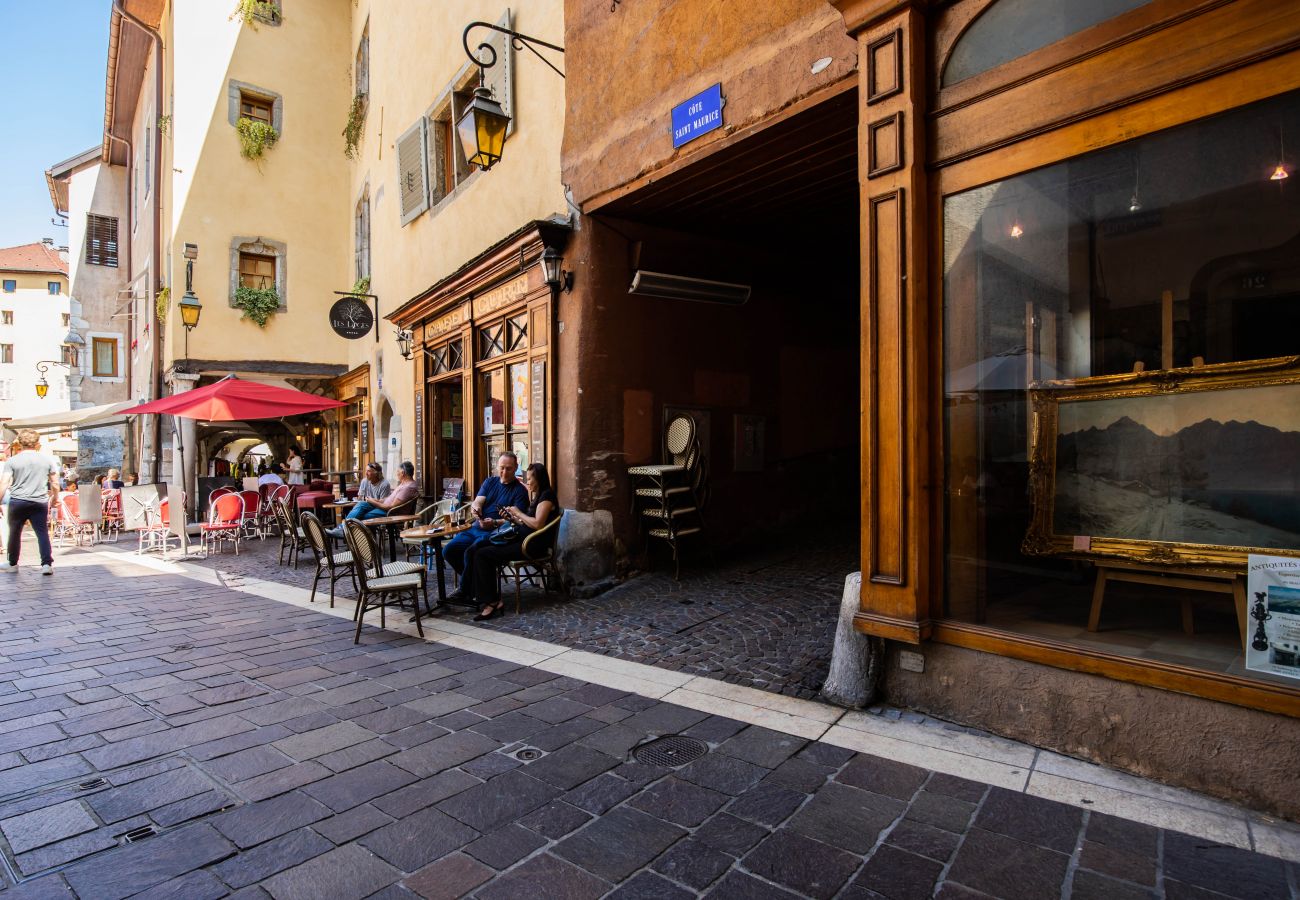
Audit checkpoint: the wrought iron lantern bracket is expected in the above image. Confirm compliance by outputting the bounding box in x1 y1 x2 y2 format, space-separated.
462 21 565 80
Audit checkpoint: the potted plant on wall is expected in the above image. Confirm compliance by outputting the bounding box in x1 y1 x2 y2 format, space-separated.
233 283 280 328
236 117 279 164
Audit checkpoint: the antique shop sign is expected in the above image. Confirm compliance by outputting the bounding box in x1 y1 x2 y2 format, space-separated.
428 304 467 338
1246 554 1300 682
472 275 529 320
329 296 374 339
672 84 724 149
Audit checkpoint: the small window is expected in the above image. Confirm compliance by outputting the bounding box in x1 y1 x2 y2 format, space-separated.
1 311 11 325
92 337 119 377
61 313 69 327
48 282 60 295
355 24 369 100
1 281 14 293
428 83 477 206
86 214 119 267
239 251 276 289
60 344 77 366
1 344 12 363
355 188 371 282
240 92 274 126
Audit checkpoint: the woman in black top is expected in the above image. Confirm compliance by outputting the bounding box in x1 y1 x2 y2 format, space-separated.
464 462 558 621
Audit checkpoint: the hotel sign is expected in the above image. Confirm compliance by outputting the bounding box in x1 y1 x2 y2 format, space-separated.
672 84 724 149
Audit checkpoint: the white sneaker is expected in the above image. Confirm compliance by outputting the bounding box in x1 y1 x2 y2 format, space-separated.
40 565 52 576
0 562 15 573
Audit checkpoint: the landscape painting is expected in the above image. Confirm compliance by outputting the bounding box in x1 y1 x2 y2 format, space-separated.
1051 382 1300 552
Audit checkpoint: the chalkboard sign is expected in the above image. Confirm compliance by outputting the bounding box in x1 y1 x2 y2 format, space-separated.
360 419 370 453
531 359 546 465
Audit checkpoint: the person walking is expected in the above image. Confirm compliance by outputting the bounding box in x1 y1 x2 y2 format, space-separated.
0 430 60 575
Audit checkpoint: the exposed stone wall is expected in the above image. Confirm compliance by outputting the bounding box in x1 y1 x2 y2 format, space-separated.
881 641 1300 819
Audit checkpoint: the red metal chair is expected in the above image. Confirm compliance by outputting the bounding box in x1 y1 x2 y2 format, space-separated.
101 489 124 542
237 489 263 539
136 498 180 558
56 494 99 547
201 493 245 555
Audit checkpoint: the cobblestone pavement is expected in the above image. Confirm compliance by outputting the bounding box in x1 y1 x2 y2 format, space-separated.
184 529 858 700
0 551 1292 899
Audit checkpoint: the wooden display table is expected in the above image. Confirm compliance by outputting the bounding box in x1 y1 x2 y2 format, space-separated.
1088 560 1246 643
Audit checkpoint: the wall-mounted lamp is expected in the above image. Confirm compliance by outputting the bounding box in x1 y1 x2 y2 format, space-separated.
541 246 573 293
460 21 564 171
312 425 322 436
396 329 414 361
33 358 73 399
177 243 202 368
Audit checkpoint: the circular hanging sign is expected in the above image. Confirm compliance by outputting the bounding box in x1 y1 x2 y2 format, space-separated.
330 296 373 339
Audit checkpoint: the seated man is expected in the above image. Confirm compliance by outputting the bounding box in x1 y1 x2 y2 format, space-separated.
356 462 392 503
444 451 529 602
327 461 419 536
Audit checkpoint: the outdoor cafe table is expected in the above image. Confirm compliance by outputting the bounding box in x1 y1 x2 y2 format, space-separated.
359 513 422 563
322 499 358 526
399 521 474 606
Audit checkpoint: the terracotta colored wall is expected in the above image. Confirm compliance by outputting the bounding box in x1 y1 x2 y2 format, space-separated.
561 0 856 209
882 642 1300 820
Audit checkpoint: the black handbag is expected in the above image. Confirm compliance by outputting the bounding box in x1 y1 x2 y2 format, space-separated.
488 522 520 544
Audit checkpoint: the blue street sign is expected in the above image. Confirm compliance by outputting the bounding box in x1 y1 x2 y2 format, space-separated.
671 84 724 149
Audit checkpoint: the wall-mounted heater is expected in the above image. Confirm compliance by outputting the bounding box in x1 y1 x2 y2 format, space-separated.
628 270 752 306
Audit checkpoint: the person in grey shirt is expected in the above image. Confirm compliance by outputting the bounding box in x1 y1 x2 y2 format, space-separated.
356 463 392 503
0 429 60 575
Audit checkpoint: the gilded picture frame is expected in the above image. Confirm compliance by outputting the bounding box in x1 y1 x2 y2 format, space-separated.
1022 355 1300 569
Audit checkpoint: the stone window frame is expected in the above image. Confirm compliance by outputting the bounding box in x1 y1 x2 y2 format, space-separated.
86 332 125 383
229 236 288 311
227 80 284 134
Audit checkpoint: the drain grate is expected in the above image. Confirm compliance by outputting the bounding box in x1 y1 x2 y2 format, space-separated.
632 735 708 767
77 778 108 791
512 747 544 762
121 825 158 843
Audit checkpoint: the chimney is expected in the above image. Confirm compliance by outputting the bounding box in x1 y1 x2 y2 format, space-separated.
41 238 54 246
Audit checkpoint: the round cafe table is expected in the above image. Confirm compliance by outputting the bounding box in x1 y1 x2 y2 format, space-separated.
399 521 474 606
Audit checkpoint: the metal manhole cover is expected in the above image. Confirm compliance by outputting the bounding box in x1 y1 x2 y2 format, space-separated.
632 735 708 767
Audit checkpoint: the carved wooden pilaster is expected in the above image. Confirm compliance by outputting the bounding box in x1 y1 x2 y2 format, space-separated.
835 0 932 643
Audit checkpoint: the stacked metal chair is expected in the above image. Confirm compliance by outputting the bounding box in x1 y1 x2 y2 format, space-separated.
628 414 707 579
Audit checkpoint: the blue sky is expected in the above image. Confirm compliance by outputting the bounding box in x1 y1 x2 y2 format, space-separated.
0 1 111 250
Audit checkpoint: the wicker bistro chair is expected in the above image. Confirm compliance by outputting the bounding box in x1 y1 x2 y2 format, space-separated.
500 510 564 614
201 492 244 556
343 519 431 643
301 512 357 608
627 414 707 579
237 490 264 540
273 497 310 567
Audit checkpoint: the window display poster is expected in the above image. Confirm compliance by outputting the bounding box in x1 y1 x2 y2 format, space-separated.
1246 554 1300 681
511 363 529 426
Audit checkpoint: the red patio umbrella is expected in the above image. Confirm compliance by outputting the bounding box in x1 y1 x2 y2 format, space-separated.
120 374 346 420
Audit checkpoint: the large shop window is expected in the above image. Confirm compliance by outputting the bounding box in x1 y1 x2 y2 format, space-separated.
478 312 531 472
943 90 1300 688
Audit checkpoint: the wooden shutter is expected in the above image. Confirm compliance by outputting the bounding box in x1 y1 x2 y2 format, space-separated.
485 9 514 137
396 119 429 225
85 214 119 267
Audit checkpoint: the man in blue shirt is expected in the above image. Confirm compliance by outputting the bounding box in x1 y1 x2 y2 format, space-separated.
444 451 529 604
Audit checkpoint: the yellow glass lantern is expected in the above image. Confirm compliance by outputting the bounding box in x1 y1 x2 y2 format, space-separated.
456 86 510 171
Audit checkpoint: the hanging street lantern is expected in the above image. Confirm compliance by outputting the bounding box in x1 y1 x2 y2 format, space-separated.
456 86 510 171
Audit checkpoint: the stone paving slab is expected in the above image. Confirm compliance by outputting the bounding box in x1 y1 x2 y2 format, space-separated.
0 549 1291 898
177 528 852 700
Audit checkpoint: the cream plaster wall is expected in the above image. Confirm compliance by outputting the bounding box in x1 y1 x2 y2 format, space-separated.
0 272 75 456
346 0 568 464
65 161 129 409
166 0 352 367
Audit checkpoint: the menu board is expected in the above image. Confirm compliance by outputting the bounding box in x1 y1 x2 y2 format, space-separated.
413 390 424 483
531 359 546 466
